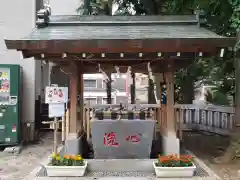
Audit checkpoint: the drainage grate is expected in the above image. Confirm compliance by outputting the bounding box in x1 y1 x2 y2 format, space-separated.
87 172 155 177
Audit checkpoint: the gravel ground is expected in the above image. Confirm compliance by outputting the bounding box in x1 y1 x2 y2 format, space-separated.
0 132 58 180
183 132 240 180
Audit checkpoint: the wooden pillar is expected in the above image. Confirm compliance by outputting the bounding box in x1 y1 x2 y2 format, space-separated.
78 71 84 133
165 72 176 134
160 82 166 132
162 71 180 155
106 72 112 104
69 66 78 137
130 72 135 104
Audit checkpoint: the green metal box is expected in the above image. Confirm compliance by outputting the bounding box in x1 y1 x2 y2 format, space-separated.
0 64 21 146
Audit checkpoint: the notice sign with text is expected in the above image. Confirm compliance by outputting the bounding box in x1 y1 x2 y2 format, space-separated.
48 103 65 117
45 86 68 104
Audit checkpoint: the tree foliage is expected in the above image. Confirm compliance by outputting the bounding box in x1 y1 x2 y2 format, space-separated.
77 0 239 105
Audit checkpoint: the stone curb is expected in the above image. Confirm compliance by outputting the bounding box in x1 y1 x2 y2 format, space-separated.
24 146 63 180
186 150 222 180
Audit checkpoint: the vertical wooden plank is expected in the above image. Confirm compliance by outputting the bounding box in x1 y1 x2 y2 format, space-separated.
214 111 220 128
229 113 234 130
221 113 228 129
207 110 213 132
131 72 136 104
62 112 65 142
78 71 84 132
194 108 200 124
165 72 175 134
208 111 213 127
158 79 162 133
66 109 69 138
106 72 112 104
69 67 78 135
86 104 90 140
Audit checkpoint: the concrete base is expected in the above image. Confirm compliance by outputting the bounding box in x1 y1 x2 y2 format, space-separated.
64 133 80 155
3 145 22 154
162 134 180 155
87 159 155 172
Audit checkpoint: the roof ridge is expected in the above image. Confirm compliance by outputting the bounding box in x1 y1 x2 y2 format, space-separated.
36 8 206 28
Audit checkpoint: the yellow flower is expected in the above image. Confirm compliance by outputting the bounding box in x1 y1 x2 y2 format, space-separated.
56 156 61 161
51 153 57 159
76 155 83 161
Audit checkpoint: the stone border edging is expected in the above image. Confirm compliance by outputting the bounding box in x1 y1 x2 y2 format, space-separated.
186 150 222 180
24 146 63 180
24 147 222 180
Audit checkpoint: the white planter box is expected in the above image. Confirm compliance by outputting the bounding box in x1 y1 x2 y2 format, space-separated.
45 161 87 177
153 161 196 177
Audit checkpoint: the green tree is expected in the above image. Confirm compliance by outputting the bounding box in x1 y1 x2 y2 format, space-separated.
77 0 240 160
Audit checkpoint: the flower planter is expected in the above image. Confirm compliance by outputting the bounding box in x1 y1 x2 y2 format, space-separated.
153 161 196 178
45 161 87 177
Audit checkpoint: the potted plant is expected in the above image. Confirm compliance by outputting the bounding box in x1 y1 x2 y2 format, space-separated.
45 153 87 177
153 154 196 177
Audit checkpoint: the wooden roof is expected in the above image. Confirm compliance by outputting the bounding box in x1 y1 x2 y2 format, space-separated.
4 14 236 73
5 15 235 53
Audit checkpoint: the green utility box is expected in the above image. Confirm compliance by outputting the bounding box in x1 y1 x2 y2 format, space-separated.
0 65 21 146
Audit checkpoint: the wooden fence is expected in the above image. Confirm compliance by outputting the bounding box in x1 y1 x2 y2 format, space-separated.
63 104 235 141
174 104 235 136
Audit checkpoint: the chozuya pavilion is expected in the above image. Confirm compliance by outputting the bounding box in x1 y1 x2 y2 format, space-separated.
4 6 235 158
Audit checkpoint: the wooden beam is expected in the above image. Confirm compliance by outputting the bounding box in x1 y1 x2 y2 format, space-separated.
6 38 235 53
23 51 211 60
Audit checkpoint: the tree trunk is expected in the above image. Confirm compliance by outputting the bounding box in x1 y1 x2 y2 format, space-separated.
214 32 240 163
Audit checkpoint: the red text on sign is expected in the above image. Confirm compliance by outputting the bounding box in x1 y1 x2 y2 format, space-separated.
126 133 142 143
103 132 120 147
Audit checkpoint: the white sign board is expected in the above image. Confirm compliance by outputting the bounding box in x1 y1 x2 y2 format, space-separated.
45 86 68 104
49 103 65 117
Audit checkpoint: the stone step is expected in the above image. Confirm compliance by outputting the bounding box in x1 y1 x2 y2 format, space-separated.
87 159 155 173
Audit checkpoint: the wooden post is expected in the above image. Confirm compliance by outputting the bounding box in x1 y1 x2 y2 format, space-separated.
61 112 65 142
69 65 78 137
53 117 58 154
158 81 162 132
86 101 90 140
165 72 175 134
163 71 180 155
66 109 69 138
42 119 62 154
106 72 112 104
78 71 84 132
130 72 135 104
